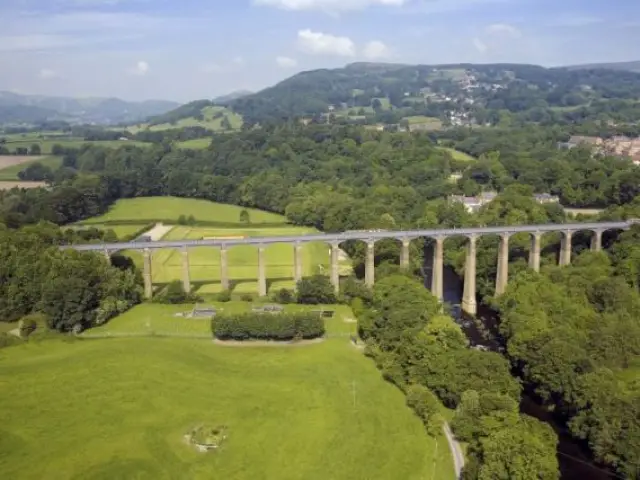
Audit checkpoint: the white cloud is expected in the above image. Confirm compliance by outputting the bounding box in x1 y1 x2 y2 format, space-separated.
486 23 521 38
297 29 356 56
129 60 149 76
38 68 59 79
473 38 488 53
363 40 391 59
276 56 298 67
254 0 405 12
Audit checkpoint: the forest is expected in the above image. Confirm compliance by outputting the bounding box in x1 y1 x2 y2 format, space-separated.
0 124 639 478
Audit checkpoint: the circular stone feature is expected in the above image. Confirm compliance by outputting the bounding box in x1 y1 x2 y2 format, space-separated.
185 424 228 452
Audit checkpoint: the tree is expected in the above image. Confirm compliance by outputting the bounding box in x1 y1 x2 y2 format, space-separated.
239 209 250 224
221 116 233 130
29 143 41 155
296 275 336 304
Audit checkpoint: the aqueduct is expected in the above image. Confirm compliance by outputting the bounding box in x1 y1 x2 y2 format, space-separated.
67 220 636 315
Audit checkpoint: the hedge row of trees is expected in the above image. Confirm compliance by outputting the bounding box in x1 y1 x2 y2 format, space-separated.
212 312 325 341
357 274 560 479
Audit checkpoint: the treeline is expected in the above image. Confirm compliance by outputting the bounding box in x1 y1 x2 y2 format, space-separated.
212 312 324 341
0 222 142 333
496 228 640 479
357 274 559 479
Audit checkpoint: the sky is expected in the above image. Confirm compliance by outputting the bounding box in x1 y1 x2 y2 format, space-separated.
1 0 639 102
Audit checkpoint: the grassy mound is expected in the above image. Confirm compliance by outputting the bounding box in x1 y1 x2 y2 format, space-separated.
0 333 454 479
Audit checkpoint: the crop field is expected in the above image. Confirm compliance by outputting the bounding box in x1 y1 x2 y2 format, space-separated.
124 225 351 294
0 314 454 479
128 106 243 134
0 155 62 180
79 197 287 225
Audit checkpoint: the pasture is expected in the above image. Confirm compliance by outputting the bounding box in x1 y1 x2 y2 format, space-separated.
0 155 62 180
0 323 454 479
2 137 151 154
128 106 243 134
176 138 212 150
79 197 287 225
124 225 352 294
438 147 475 162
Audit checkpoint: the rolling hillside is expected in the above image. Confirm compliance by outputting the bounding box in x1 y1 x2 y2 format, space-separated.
565 60 640 73
130 100 243 133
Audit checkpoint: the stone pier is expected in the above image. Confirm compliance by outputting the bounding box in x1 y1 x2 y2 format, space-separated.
495 234 510 296
365 241 375 288
401 239 411 269
559 231 573 266
431 236 444 302
258 245 267 297
143 248 153 299
591 230 603 252
293 242 303 290
529 233 542 272
462 235 477 316
330 243 340 294
220 246 229 291
181 246 191 293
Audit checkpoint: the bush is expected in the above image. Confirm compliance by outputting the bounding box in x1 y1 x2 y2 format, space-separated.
240 293 253 302
154 280 199 304
272 288 295 304
18 313 48 338
406 384 442 436
216 289 232 302
296 275 336 304
212 312 324 341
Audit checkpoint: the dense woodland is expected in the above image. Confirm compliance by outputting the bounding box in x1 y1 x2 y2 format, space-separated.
0 123 639 478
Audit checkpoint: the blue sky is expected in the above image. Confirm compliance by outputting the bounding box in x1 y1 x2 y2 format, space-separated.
1 0 639 101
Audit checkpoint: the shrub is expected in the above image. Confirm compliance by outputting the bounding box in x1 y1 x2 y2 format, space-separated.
240 293 253 302
406 384 442 436
18 313 48 338
212 312 324 341
154 281 199 304
296 275 336 305
216 290 232 302
272 288 295 304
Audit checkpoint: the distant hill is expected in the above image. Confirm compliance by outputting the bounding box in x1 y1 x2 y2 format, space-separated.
565 60 640 73
229 61 640 126
213 90 253 105
0 91 179 126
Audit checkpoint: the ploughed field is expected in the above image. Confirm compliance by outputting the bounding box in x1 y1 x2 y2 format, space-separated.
0 315 454 479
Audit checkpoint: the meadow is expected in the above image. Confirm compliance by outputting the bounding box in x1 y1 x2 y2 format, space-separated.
176 138 212 150
0 155 62 180
0 317 454 479
3 136 151 154
79 197 286 225
128 106 243 134
79 197 351 294
438 147 476 162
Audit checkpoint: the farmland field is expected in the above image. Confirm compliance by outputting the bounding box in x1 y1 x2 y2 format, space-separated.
128 106 243 134
79 197 287 225
3 137 151 154
0 312 454 479
0 181 47 190
69 223 152 240
0 155 62 180
124 225 351 294
176 138 212 150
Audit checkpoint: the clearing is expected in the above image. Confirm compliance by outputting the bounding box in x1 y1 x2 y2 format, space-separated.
438 147 476 162
0 181 47 190
0 155 62 180
128 106 243 134
176 138 212 150
78 197 287 225
0 318 454 479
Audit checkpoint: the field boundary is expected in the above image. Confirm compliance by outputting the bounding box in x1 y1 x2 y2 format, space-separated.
81 331 352 340
79 219 291 228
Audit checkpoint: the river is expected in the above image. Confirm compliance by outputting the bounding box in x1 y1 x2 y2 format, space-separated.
421 246 617 480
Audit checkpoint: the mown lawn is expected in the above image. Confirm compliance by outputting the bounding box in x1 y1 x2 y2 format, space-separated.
0 334 454 480
78 197 287 225
124 225 352 294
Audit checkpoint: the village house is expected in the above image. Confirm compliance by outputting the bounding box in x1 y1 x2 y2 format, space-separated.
449 191 559 213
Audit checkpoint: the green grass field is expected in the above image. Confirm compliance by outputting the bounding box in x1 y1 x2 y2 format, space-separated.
176 138 212 150
438 147 475 162
0 156 62 180
125 225 351 294
128 106 243 134
404 115 442 126
69 223 151 240
0 317 454 479
79 197 287 225
4 137 151 154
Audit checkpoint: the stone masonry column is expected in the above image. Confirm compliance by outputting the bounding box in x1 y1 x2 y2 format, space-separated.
220 245 229 291
365 241 375 288
495 233 510 296
559 231 573 267
143 248 153 299
462 235 477 316
258 245 267 297
529 233 542 273
431 236 445 302
181 246 191 293
591 230 603 252
401 238 411 269
293 242 303 289
330 242 340 294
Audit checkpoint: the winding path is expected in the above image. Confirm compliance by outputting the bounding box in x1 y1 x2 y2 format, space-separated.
443 422 465 478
